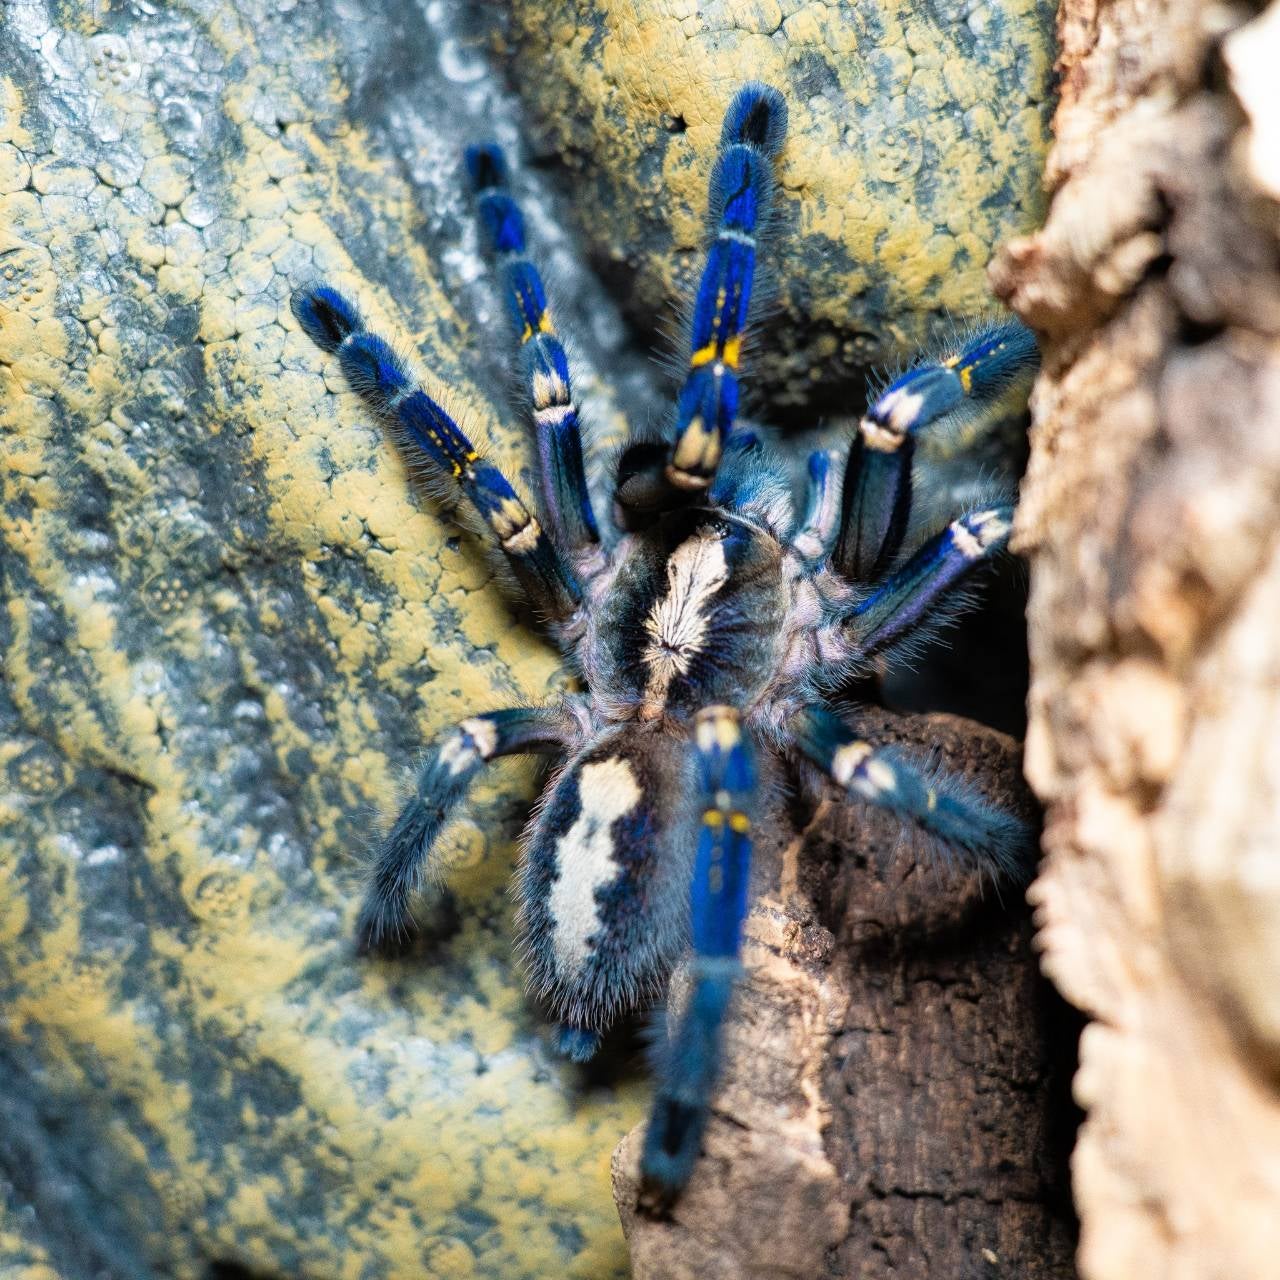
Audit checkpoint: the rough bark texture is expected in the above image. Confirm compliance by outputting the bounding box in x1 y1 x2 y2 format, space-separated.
986 0 1280 1275
613 715 1078 1279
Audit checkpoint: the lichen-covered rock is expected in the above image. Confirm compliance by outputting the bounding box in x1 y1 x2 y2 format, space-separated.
502 0 1058 411
0 1 1061 1276
0 2 646 1275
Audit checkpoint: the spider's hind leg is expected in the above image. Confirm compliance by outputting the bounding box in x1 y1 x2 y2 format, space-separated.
640 705 756 1211
841 502 1015 657
466 144 602 568
830 318 1037 583
356 705 574 955
785 702 1033 883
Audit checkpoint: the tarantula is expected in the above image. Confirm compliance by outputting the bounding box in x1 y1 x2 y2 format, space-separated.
291 82 1039 1208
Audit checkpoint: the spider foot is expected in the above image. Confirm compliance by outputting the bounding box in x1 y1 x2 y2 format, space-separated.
637 1095 705 1217
552 1023 603 1063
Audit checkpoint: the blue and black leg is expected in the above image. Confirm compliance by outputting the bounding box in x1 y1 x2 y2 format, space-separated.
640 705 756 1212
790 446 845 563
833 318 1037 583
785 702 1033 882
355 705 574 954
615 82 788 526
465 144 601 561
290 284 583 623
840 503 1014 656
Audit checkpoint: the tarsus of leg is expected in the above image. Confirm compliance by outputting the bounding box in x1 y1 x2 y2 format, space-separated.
640 705 755 1208
833 319 1037 584
786 702 1033 882
291 284 583 622
355 706 572 954
838 503 1014 656
465 144 601 559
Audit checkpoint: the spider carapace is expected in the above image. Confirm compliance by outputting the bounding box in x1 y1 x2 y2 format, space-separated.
291 82 1039 1208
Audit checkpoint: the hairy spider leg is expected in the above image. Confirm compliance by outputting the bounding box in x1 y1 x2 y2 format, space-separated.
291 285 582 622
833 318 1038 583
465 144 601 561
354 705 574 954
840 503 1014 656
790 446 846 562
786 703 1032 881
706 430 795 537
667 85 787 492
614 83 787 524
640 704 756 1207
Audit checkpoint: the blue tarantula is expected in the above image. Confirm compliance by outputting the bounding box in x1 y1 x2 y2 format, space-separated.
291 83 1039 1208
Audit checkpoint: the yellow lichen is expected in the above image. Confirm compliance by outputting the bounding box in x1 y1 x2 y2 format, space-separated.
0 9 641 1278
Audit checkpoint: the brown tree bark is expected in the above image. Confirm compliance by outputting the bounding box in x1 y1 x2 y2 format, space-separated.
614 714 1079 1279
985 0 1280 1275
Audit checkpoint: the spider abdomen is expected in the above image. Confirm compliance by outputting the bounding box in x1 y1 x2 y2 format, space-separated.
517 730 698 1040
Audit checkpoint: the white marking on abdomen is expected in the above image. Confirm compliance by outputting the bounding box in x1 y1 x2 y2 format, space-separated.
549 756 643 974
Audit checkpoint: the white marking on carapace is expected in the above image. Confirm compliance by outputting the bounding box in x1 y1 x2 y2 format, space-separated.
549 756 643 974
640 532 730 715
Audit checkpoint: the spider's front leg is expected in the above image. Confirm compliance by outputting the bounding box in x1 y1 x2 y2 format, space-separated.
290 285 584 627
356 705 578 954
615 83 787 525
639 705 756 1212
465 144 602 573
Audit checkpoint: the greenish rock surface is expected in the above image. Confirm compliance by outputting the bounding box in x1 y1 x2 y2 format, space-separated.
0 1 1055 1276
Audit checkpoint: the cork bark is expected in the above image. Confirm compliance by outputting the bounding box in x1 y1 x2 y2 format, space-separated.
985 0 1280 1275
613 714 1079 1279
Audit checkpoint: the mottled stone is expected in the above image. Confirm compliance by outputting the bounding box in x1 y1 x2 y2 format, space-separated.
0 0 1059 1276
502 0 1057 413
0 2 647 1276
